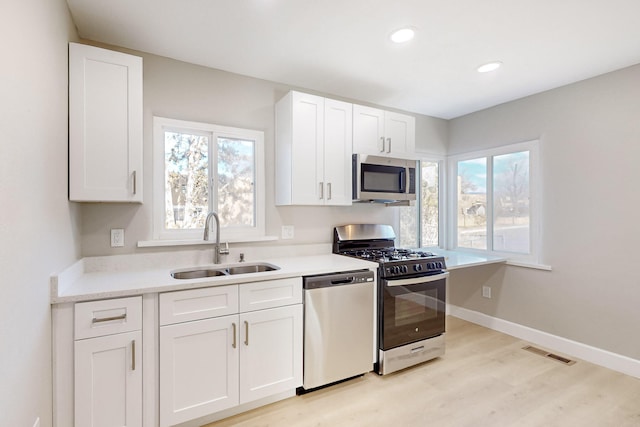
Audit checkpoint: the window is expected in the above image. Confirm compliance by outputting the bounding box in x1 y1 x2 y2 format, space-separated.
449 140 539 260
399 160 442 248
153 117 265 242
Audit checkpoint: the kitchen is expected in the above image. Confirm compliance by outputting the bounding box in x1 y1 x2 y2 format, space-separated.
3 1 640 427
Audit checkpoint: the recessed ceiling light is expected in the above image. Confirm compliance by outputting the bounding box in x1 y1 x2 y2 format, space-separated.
390 27 415 44
477 61 503 73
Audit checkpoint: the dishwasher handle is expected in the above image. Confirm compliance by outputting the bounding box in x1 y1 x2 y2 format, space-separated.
303 269 374 290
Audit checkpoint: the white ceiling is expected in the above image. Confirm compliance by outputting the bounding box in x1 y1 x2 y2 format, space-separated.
66 0 640 119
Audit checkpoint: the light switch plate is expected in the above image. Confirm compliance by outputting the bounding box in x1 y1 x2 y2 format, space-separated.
111 228 125 247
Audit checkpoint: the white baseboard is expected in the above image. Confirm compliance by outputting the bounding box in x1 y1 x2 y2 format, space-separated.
448 304 640 379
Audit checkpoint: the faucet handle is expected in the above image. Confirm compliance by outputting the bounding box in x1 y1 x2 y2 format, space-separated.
219 241 230 255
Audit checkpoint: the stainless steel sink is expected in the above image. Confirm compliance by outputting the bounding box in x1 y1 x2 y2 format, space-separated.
227 263 279 275
171 268 228 279
170 263 279 279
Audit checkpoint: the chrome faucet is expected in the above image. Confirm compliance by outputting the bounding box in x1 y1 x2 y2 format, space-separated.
203 211 229 263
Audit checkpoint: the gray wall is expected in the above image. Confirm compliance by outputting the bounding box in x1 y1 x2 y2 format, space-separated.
0 1 80 426
448 64 640 360
78 48 449 256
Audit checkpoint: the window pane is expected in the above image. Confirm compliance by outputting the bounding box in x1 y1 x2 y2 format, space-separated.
399 203 418 248
217 137 255 227
493 151 530 253
458 158 487 249
421 161 439 247
164 131 209 230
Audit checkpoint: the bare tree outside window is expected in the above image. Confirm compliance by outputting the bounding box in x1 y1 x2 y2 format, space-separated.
493 151 530 253
164 131 209 230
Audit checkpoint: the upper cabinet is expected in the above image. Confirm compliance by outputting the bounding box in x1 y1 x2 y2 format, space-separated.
68 43 143 202
353 104 415 158
275 91 352 206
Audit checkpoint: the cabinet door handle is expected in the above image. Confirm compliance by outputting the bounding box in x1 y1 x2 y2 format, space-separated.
232 322 237 348
131 340 136 371
379 137 385 152
92 314 126 323
386 138 391 153
132 170 137 195
244 321 249 346
319 182 324 200
327 182 332 200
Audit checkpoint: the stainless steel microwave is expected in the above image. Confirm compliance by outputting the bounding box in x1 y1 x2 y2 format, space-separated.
352 154 417 202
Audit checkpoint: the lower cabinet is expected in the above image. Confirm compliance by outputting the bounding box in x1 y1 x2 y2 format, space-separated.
159 315 239 426
239 305 303 403
73 297 143 427
159 278 303 427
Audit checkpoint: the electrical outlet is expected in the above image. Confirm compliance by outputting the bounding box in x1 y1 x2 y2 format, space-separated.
110 228 125 247
281 225 294 240
482 286 492 299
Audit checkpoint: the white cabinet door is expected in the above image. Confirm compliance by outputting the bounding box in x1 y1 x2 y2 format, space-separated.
69 43 143 202
353 104 415 157
290 91 325 205
323 98 353 206
239 305 303 404
75 331 142 427
384 111 415 157
159 315 239 427
353 104 385 155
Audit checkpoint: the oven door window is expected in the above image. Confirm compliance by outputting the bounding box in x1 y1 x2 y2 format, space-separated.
361 163 406 193
381 277 445 350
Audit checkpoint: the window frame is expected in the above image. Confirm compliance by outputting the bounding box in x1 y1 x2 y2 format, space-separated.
446 139 541 263
152 116 266 242
398 156 446 249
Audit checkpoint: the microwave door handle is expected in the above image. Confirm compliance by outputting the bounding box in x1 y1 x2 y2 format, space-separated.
385 272 449 286
399 169 406 193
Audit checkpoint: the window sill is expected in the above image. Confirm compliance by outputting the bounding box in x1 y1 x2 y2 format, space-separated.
137 235 279 248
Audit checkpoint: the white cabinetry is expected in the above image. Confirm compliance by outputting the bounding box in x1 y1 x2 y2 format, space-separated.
74 296 143 427
69 42 143 202
159 278 303 427
353 104 415 157
276 91 352 206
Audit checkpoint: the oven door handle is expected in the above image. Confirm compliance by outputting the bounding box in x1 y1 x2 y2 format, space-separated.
384 271 449 286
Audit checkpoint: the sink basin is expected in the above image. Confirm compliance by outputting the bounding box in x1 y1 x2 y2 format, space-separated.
171 268 228 279
170 263 279 279
226 263 279 275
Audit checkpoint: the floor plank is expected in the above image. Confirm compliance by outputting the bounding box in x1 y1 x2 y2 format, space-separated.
203 316 640 427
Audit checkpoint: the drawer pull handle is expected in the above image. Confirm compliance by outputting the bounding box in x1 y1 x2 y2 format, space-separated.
244 321 249 346
131 340 136 371
232 323 237 349
92 314 127 323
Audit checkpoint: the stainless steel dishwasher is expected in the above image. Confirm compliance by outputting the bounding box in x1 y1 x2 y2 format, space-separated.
300 269 375 391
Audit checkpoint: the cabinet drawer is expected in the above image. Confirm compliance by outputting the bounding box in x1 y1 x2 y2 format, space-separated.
75 296 142 340
159 285 238 326
239 278 302 313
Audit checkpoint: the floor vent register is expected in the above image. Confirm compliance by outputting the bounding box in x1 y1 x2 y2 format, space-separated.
522 345 576 365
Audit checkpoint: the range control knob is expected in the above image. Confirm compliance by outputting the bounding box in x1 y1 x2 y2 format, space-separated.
413 264 423 272
402 265 409 274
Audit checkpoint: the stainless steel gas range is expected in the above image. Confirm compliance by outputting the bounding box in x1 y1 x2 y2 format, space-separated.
333 224 448 375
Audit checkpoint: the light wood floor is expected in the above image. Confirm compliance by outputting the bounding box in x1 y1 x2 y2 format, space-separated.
204 316 640 427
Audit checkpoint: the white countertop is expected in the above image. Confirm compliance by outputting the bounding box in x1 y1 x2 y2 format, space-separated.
51 253 379 304
421 249 506 270
51 247 506 304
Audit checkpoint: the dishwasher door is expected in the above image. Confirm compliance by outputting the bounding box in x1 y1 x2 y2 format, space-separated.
302 270 375 390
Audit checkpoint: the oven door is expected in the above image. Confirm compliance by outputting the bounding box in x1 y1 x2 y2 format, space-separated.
379 271 448 350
